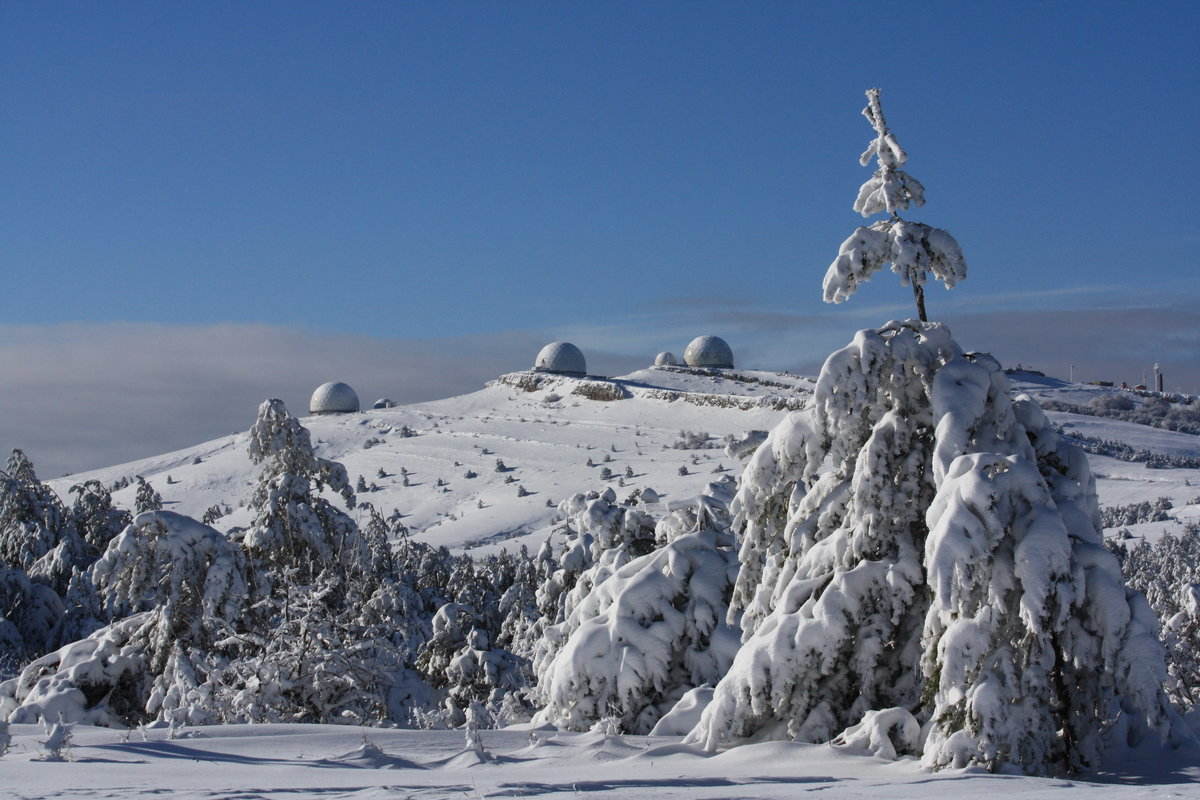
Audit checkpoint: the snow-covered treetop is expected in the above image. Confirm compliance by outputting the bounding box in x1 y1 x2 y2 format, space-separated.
823 89 967 322
854 88 926 217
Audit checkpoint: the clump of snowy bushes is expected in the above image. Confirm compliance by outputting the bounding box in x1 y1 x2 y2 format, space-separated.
532 480 741 734
1053 428 1200 470
1042 393 1200 436
1100 497 1174 529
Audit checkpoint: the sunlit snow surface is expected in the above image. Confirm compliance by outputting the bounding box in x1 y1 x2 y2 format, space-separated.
50 367 814 555
4 721 1200 800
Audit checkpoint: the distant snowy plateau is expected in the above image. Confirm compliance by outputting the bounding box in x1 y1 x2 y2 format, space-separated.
8 364 1200 799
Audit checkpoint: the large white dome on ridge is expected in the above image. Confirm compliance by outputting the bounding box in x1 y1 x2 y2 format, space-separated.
534 342 586 376
310 381 360 414
684 336 734 368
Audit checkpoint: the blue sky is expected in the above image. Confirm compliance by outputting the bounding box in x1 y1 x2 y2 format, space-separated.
2 1 1198 475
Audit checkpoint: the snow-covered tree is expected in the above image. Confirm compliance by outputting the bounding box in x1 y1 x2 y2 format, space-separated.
823 89 966 321
242 398 361 582
0 450 68 573
221 400 409 725
690 320 1175 774
534 493 741 734
133 477 162 514
67 481 131 561
0 565 65 674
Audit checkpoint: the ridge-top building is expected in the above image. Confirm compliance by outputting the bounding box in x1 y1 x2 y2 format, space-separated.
309 381 360 414
534 342 587 377
683 335 733 369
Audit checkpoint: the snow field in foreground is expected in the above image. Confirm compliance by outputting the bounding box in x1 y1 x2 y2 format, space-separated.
3 722 1198 800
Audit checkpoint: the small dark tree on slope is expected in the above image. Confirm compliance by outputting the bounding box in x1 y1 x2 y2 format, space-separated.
133 477 163 514
823 89 967 322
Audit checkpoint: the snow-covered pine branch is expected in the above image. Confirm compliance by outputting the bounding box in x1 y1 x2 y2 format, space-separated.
823 89 966 321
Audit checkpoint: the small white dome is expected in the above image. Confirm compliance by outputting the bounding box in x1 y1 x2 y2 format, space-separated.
310 381 360 414
684 336 733 368
534 342 586 376
373 398 396 409
654 352 678 366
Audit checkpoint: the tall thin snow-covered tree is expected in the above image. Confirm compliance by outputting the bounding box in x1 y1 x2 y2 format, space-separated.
242 398 361 582
228 399 408 725
689 320 1175 775
823 89 966 322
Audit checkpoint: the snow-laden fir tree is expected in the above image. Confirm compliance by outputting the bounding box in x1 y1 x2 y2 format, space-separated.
823 89 966 322
534 481 740 734
0 450 70 574
242 398 361 581
688 320 1175 774
0 565 65 674
133 477 163 515
67 481 131 562
528 488 658 682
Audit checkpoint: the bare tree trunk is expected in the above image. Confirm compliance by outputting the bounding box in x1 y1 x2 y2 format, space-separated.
913 283 928 322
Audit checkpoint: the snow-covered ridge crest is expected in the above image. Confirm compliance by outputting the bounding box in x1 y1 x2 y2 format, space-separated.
693 319 1176 774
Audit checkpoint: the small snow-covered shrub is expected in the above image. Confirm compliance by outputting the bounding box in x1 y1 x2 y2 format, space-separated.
833 707 921 760
39 719 74 761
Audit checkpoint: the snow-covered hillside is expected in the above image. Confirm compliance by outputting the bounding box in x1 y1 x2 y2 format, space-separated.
51 366 813 554
51 366 1199 555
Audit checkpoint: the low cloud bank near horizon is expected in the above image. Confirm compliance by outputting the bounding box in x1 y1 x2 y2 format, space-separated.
0 323 642 479
2 306 1196 480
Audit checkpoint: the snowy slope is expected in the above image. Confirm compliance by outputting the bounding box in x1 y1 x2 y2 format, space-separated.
49 367 1200 554
51 366 813 554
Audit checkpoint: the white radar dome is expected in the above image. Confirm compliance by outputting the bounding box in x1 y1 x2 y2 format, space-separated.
654 352 678 366
684 336 734 368
534 342 586 376
310 381 360 414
